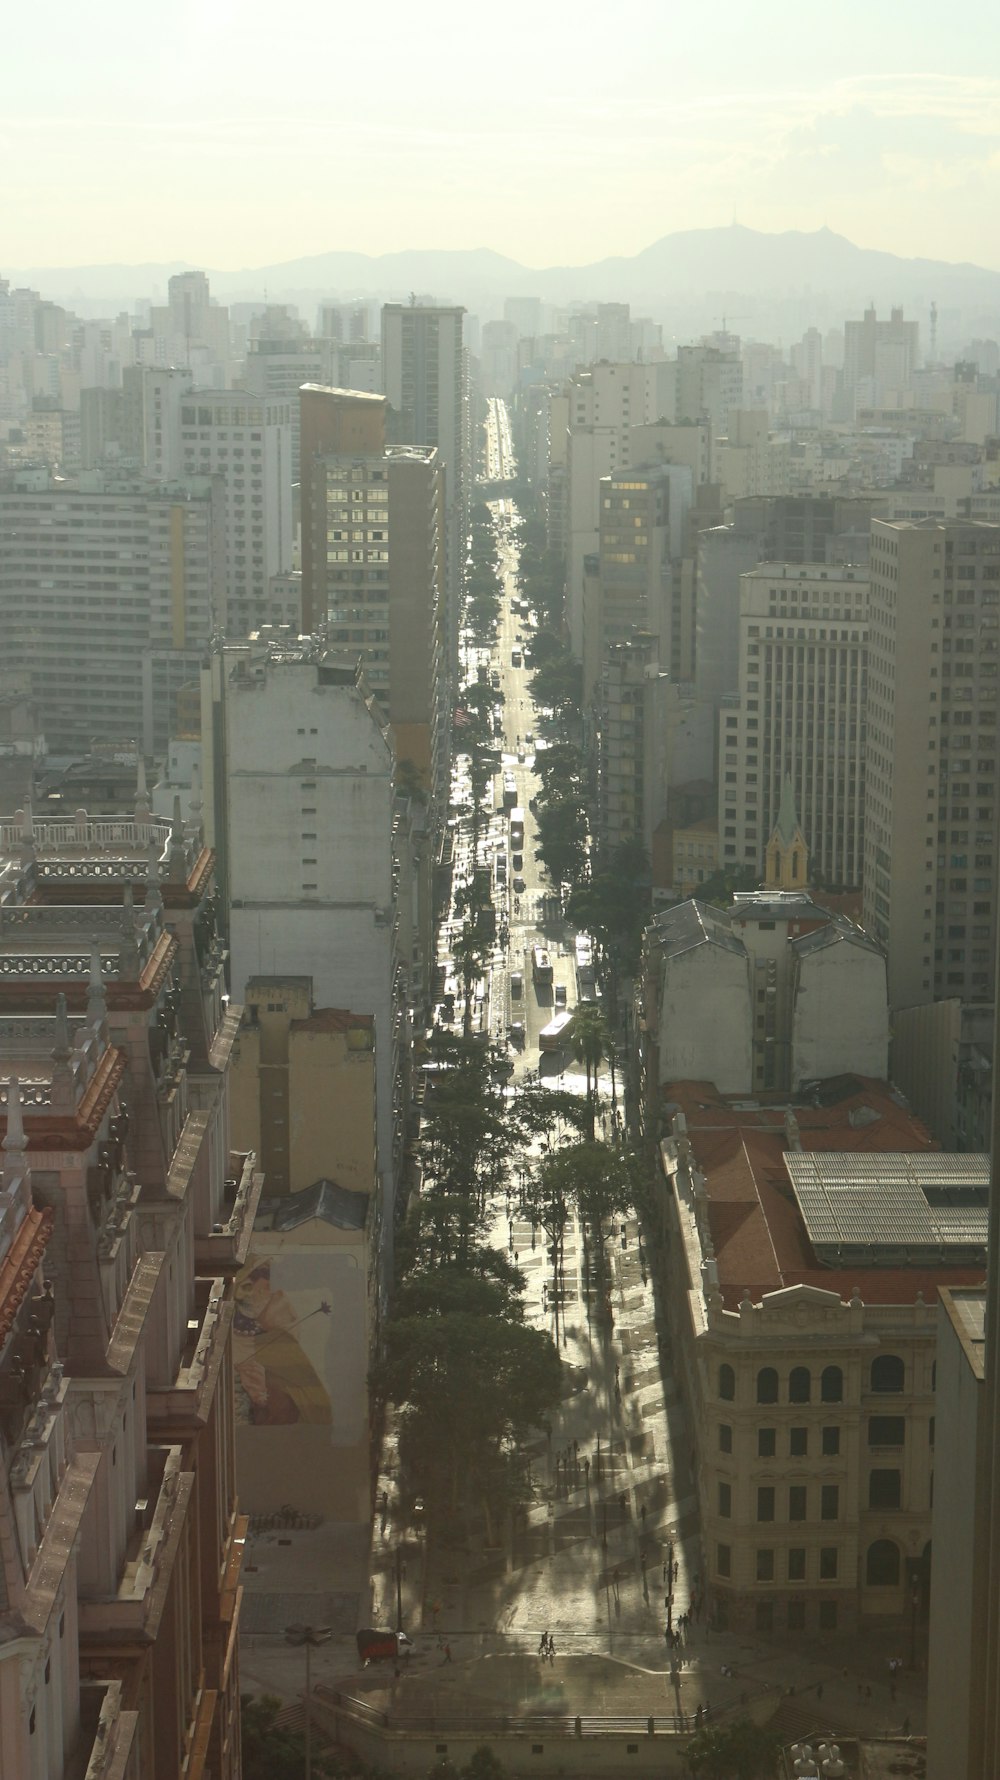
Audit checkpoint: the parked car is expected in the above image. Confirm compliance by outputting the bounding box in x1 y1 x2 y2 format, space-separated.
555 983 567 1008
513 875 526 893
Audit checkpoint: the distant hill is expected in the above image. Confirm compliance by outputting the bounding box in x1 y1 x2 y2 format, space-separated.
8 228 1000 333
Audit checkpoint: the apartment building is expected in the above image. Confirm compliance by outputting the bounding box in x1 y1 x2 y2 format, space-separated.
582 462 692 702
179 389 294 638
862 519 1000 1009
0 796 260 1780
720 562 869 887
0 468 225 754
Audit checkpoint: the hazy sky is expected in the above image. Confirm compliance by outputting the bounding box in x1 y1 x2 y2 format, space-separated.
4 0 1000 270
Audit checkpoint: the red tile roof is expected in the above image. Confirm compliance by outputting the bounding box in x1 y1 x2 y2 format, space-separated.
666 1079 986 1309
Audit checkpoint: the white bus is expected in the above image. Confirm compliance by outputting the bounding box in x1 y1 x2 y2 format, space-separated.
539 1011 573 1051
531 945 554 984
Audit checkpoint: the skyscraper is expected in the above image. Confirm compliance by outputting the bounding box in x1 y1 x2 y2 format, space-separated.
863 518 1000 1009
380 305 466 689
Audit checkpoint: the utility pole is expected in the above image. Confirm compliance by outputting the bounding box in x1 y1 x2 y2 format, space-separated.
285 1623 331 1780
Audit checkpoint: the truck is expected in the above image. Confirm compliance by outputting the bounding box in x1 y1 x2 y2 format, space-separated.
510 807 524 849
356 1627 413 1666
531 945 553 984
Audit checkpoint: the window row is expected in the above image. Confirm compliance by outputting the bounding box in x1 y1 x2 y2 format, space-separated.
720 1424 841 1457
717 1543 839 1583
718 1353 908 1403
718 1482 840 1522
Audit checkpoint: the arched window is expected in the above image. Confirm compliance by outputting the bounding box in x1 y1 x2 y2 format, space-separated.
791 851 800 877
757 1367 779 1405
821 1365 843 1402
871 1354 905 1394
789 1366 811 1404
718 1363 735 1402
866 1539 901 1587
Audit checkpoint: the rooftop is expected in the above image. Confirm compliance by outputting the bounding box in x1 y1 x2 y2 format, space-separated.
662 1078 987 1310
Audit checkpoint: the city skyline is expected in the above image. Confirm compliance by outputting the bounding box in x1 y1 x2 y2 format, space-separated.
2 1 1000 269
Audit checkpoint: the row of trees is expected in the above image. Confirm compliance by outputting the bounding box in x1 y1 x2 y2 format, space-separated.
374 1034 640 1535
466 502 504 643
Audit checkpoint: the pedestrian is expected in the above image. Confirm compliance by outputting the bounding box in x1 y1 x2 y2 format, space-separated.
548 1637 556 1663
619 1491 628 1513
615 1363 621 1387
612 1567 620 1593
584 1457 591 1483
538 1630 549 1657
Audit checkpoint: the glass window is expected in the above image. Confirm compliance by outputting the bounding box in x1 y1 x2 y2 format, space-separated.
717 1543 731 1578
758 1428 776 1458
821 1366 844 1403
788 1548 806 1581
718 1481 731 1519
866 1540 900 1586
790 1427 808 1458
757 1368 779 1405
819 1601 838 1630
756 1549 775 1582
757 1486 775 1522
718 1363 735 1401
787 1600 806 1631
789 1367 811 1403
755 1601 774 1632
869 1416 906 1446
820 1547 838 1580
822 1426 841 1456
869 1469 901 1510
789 1485 807 1521
821 1485 839 1521
871 1355 905 1393
719 1424 733 1454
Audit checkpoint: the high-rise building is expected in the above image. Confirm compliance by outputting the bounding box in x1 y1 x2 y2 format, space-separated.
0 797 260 1780
179 389 294 637
0 468 225 754
299 386 447 808
863 519 1000 1009
582 462 693 702
380 305 467 688
721 562 869 886
200 636 409 1289
242 339 330 484
676 343 743 435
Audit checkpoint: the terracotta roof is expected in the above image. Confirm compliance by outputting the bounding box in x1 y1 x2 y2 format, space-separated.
666 1077 985 1310
289 1006 374 1033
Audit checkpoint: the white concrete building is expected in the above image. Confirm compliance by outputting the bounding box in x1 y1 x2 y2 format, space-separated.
720 562 869 886
641 890 888 1100
201 636 407 1261
179 388 294 638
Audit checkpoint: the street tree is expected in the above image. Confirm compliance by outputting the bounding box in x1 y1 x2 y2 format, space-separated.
529 654 583 728
534 795 588 890
685 1718 782 1780
567 1003 612 1138
519 1153 574 1347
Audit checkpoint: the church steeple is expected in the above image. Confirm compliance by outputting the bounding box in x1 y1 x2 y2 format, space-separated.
765 776 809 890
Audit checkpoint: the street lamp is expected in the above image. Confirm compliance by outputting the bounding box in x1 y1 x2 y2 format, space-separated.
285 1623 331 1780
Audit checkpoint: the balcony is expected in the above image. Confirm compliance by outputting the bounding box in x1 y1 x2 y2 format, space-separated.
194 1150 264 1274
147 1277 231 1435
71 1681 139 1780
79 1445 194 1642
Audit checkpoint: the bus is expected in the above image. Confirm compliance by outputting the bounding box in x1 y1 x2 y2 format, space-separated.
539 1011 573 1051
510 807 524 849
531 945 553 984
502 773 517 810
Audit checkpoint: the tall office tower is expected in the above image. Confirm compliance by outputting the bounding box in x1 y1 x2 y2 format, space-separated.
676 343 743 434
0 801 260 1780
178 389 293 637
596 303 632 363
299 382 391 631
380 305 466 689
863 518 1000 1010
0 467 225 753
843 305 919 408
119 364 194 481
721 563 869 886
582 461 693 704
242 337 330 484
200 637 408 1287
565 363 659 656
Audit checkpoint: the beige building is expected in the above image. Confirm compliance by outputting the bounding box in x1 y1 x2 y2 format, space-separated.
179 388 294 638
863 518 1000 1009
656 1081 985 1637
230 980 379 1522
720 562 868 886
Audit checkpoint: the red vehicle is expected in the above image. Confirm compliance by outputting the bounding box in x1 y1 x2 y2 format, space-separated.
356 1627 413 1666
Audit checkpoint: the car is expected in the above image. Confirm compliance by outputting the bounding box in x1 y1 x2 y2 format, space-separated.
510 971 524 998
509 1020 526 1047
554 983 567 1008
512 852 523 871
513 876 526 893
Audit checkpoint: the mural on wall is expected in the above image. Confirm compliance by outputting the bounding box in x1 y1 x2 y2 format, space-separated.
233 1257 333 1427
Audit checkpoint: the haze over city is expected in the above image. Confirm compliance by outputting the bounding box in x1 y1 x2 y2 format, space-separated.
5 7 1000 1780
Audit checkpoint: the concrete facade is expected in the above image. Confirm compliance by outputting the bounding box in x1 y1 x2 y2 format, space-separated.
179 388 294 638
863 519 1000 1009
